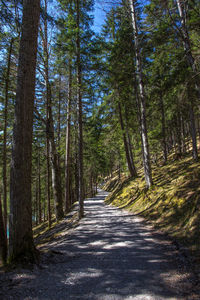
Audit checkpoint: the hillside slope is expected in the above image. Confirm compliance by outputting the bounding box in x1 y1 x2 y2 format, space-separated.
104 153 200 262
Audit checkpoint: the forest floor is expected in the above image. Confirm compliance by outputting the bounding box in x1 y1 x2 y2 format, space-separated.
0 190 199 299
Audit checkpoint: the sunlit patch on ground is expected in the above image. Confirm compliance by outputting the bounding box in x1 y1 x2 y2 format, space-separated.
104 153 200 261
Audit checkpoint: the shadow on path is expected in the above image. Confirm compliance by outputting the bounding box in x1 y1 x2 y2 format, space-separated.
0 190 198 300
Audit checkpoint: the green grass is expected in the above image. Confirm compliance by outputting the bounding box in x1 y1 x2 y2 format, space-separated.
104 152 200 260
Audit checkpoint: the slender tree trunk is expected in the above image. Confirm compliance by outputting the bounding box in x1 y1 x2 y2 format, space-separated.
46 141 51 227
176 0 198 160
118 101 137 177
172 129 178 153
129 0 153 188
176 112 182 155
75 145 79 204
9 0 40 262
74 118 79 204
90 173 93 197
124 105 137 176
33 192 36 226
126 131 136 169
176 0 200 88
65 63 72 213
44 0 64 221
47 104 64 220
43 1 51 227
118 166 121 180
43 200 46 222
58 74 61 165
38 150 42 223
188 88 198 160
197 116 200 149
159 95 167 163
168 128 173 152
3 38 13 240
189 99 198 160
180 114 186 153
0 194 7 265
76 0 84 219
35 180 38 225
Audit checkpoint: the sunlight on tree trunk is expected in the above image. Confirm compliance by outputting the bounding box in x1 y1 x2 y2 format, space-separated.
128 0 153 188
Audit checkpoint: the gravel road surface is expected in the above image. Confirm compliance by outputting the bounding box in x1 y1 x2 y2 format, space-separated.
0 190 198 300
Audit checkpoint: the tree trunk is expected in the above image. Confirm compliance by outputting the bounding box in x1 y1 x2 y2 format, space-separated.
76 0 84 219
75 146 79 204
65 62 72 214
176 104 182 155
176 0 200 89
47 104 64 220
118 101 137 177
57 74 61 167
159 95 167 163
176 0 198 160
44 0 64 221
129 0 153 188
35 179 38 225
197 116 200 149
3 38 13 240
43 200 46 222
188 88 198 160
90 173 93 197
9 0 40 263
124 105 137 176
46 141 51 227
126 130 137 174
180 114 186 153
43 3 51 226
0 194 7 265
38 150 42 223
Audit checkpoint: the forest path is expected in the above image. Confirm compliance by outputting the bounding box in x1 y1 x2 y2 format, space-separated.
1 190 198 299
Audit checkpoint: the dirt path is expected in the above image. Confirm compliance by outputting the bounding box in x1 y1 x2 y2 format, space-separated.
0 190 198 299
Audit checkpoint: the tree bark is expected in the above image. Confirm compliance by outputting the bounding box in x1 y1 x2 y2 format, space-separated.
129 0 153 188
176 0 200 85
38 150 42 223
159 94 167 163
197 116 200 149
0 194 7 265
57 74 61 165
47 93 64 221
176 0 198 160
118 101 137 177
9 0 40 263
176 110 182 155
35 179 39 225
124 105 137 176
76 0 84 219
65 62 72 214
3 38 13 240
75 144 79 204
46 141 51 228
44 0 64 221
188 87 198 160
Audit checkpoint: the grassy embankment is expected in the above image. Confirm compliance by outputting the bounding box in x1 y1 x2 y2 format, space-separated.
104 152 200 261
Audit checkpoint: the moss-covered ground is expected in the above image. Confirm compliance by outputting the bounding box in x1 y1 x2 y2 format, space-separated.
33 207 79 248
0 204 78 269
104 152 200 262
